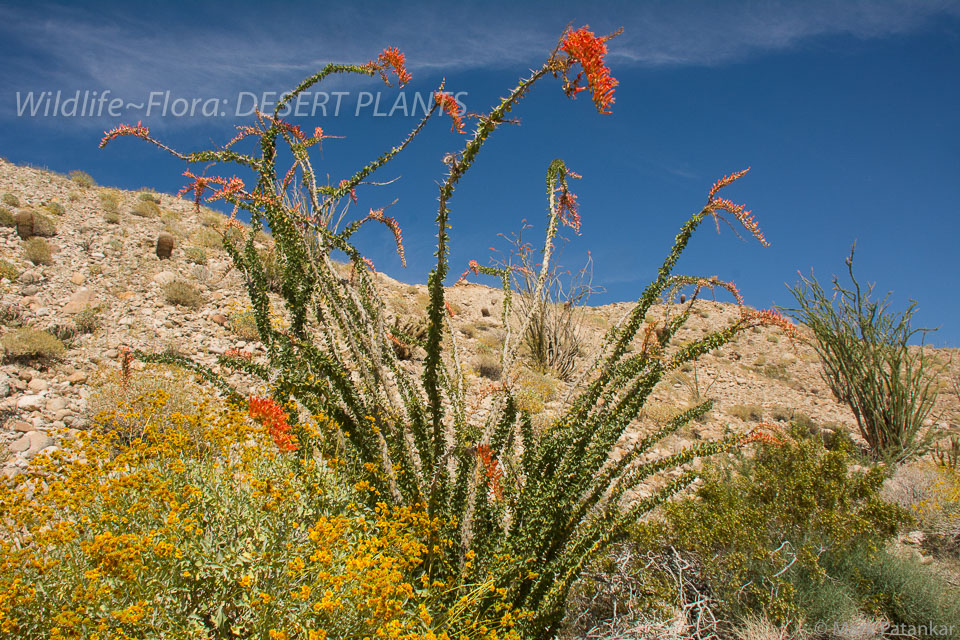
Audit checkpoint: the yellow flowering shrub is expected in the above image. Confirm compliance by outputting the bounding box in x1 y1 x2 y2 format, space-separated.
0 395 519 640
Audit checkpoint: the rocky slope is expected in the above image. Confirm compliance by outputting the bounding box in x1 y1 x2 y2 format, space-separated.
1 158 958 482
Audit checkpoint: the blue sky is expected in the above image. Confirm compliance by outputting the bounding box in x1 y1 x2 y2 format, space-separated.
1 0 959 344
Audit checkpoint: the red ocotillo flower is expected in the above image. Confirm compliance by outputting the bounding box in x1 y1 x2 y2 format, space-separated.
475 445 504 500
177 170 242 211
369 47 412 87
705 167 770 247
435 91 466 134
561 27 619 114
740 308 800 341
248 396 298 453
556 188 581 233
99 121 150 149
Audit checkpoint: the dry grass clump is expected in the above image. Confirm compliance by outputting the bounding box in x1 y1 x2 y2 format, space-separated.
69 170 96 188
475 353 502 380
184 247 207 265
131 199 160 218
100 190 119 211
23 237 53 265
191 226 223 249
1 326 65 362
0 259 20 282
44 201 65 216
0 206 14 227
163 279 202 308
727 403 763 422
1 193 19 207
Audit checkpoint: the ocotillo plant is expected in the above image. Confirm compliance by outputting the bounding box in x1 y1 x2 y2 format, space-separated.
784 245 939 463
103 27 794 639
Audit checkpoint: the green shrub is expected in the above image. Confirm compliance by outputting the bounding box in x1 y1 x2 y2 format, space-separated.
1 193 19 207
2 326 65 361
163 279 202 308
138 191 160 203
69 170 96 188
131 199 160 218
827 545 960 632
23 237 53 265
655 425 909 625
183 246 207 265
0 259 19 281
0 206 14 227
783 246 939 463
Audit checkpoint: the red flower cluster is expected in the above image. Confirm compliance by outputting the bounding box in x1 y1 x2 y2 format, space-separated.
366 208 406 267
561 28 618 114
434 92 466 134
708 168 751 201
740 425 783 447
370 47 412 87
248 396 298 452
556 188 581 234
711 197 768 247
99 121 150 149
475 445 504 500
704 167 769 247
740 308 800 341
456 259 483 285
386 331 403 348
176 170 245 211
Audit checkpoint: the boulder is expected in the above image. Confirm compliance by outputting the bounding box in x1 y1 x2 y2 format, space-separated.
63 288 96 314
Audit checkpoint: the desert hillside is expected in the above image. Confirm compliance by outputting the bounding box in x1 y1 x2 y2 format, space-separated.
1 158 958 479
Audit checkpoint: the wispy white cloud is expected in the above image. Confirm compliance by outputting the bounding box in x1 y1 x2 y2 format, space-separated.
1 0 957 130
